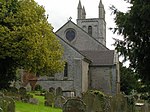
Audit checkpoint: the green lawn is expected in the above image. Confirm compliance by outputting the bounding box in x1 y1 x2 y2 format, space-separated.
16 101 62 112
16 91 62 112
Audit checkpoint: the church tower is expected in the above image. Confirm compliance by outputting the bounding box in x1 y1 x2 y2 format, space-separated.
77 0 106 46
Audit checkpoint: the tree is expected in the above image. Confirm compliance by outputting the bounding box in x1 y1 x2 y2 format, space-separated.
120 63 139 95
0 0 64 89
111 0 150 87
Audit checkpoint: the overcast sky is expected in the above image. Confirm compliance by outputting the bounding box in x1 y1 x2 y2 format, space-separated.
34 0 130 49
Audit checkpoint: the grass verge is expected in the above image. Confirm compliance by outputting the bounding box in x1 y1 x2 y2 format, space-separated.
16 91 62 112
16 101 62 112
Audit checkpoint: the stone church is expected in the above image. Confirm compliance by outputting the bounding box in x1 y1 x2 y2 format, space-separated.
35 0 120 97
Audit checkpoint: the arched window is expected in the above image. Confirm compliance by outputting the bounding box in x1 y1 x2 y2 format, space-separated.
64 62 68 77
88 26 92 36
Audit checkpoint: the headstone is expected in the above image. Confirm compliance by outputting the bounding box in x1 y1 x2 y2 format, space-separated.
111 94 128 112
56 87 63 96
49 87 55 93
54 96 66 108
6 97 15 112
19 87 29 102
29 98 39 105
83 91 111 112
93 95 104 112
25 83 32 91
9 87 18 94
82 92 95 112
63 99 86 112
44 91 55 107
0 97 15 112
19 87 27 96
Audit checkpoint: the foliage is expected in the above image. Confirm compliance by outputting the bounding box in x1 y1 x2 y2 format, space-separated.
111 0 150 89
120 63 139 95
89 90 106 97
0 0 64 89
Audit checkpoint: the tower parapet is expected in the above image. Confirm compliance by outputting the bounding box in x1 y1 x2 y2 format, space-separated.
82 6 86 19
99 0 105 19
77 0 82 19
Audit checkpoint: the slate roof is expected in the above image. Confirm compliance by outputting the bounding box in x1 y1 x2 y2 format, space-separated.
80 50 115 66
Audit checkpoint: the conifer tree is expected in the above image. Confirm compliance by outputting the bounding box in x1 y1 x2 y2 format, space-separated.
112 0 150 87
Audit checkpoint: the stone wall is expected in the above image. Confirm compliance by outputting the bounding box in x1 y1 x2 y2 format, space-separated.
89 66 117 95
37 34 90 97
77 18 106 45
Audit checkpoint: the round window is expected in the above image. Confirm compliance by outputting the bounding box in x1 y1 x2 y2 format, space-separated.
66 29 76 42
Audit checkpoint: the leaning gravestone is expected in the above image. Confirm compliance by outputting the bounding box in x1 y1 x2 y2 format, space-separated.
63 99 86 112
56 87 63 96
45 91 55 107
54 96 66 108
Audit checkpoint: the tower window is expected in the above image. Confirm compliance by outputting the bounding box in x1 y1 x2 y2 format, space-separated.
88 26 92 36
64 62 68 77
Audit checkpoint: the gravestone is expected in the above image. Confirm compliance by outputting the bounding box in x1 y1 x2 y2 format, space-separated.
9 87 18 94
82 92 95 112
19 87 27 96
45 91 55 107
6 97 15 112
63 99 86 112
83 91 111 112
54 96 66 108
19 87 33 103
49 87 55 93
25 83 32 91
56 87 63 96
111 94 128 112
0 97 15 112
29 98 39 105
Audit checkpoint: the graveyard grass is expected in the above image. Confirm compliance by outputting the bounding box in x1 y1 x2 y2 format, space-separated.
16 101 62 112
16 92 62 112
